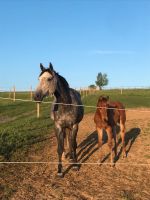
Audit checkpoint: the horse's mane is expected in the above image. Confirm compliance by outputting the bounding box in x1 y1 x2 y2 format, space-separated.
56 73 70 89
56 73 71 104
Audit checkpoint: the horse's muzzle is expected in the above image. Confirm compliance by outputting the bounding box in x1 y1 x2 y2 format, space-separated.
34 91 43 102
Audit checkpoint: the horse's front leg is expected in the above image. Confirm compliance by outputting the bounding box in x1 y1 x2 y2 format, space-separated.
71 124 79 170
55 126 64 177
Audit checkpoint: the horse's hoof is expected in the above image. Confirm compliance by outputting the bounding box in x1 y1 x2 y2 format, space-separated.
57 172 64 178
62 154 66 161
72 164 79 171
62 152 69 161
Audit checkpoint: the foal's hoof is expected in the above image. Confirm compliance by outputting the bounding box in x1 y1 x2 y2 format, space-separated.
57 172 64 178
122 152 127 158
97 159 102 166
111 162 115 167
69 158 74 162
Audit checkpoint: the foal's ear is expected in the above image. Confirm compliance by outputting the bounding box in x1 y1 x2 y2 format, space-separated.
98 95 103 101
40 63 45 71
49 62 54 71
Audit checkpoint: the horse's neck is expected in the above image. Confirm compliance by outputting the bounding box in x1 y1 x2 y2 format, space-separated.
54 90 70 103
52 77 72 114
53 90 71 113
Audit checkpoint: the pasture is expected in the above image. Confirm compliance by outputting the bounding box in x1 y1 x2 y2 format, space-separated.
0 89 150 199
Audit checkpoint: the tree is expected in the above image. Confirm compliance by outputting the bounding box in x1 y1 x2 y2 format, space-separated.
95 72 108 90
88 84 96 90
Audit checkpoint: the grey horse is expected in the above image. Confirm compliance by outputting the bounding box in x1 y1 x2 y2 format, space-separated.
34 63 84 177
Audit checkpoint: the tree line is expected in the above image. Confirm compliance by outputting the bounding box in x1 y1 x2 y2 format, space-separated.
89 72 109 90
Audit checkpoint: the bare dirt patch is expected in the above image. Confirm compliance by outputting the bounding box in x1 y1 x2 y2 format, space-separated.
0 110 150 200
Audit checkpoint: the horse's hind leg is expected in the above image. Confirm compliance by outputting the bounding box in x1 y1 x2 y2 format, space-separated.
55 127 64 177
62 128 69 161
120 122 126 158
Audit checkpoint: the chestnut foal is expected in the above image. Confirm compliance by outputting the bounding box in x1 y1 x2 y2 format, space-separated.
94 96 126 165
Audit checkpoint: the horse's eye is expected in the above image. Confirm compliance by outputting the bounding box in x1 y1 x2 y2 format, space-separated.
47 77 52 81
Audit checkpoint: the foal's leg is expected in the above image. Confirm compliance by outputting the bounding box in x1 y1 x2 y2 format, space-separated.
55 126 64 177
97 127 103 163
112 126 117 159
120 122 126 158
106 126 114 166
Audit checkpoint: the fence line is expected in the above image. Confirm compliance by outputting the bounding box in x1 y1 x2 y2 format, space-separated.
0 86 34 101
1 96 150 114
0 161 150 167
1 86 150 118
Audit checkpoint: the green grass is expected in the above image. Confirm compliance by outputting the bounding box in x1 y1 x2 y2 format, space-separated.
0 89 150 160
82 89 150 113
0 97 54 160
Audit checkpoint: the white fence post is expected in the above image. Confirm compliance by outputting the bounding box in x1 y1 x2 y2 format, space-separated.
121 88 123 95
13 86 16 102
30 86 33 101
37 103 40 118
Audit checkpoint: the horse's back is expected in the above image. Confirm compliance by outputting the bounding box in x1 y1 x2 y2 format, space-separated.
109 101 126 124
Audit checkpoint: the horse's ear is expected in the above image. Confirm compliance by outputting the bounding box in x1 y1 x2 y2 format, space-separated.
40 63 45 71
49 62 54 71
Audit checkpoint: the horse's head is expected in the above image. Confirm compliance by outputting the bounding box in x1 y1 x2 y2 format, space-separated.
34 63 57 101
97 96 109 122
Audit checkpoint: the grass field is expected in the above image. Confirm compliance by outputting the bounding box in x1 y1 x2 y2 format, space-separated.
0 89 150 160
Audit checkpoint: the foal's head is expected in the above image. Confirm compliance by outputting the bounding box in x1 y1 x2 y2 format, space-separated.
34 63 57 101
97 96 109 122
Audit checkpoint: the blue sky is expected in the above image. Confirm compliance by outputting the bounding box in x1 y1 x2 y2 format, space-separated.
0 0 150 90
